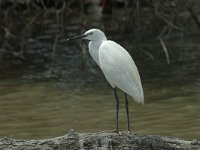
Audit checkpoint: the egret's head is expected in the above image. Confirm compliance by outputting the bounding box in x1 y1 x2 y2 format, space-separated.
66 29 107 42
82 29 107 41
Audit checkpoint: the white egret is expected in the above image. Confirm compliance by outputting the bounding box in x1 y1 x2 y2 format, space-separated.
66 29 144 132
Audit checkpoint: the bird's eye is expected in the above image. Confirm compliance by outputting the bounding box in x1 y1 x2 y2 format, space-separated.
88 32 93 35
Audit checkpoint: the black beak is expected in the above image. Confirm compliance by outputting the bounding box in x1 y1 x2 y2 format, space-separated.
66 33 87 42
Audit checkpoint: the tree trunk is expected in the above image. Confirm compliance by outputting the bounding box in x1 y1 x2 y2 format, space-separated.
0 130 200 150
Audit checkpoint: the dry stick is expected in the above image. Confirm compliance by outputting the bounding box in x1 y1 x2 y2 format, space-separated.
1 26 15 38
153 0 181 31
80 0 85 28
159 25 174 41
4 0 17 21
16 12 41 60
159 24 170 38
1 0 18 58
50 12 64 73
51 32 60 72
140 49 155 61
23 12 41 32
184 0 200 31
156 13 180 31
79 0 87 69
136 0 141 48
0 39 14 60
50 0 65 74
159 37 170 64
0 24 16 60
41 0 48 11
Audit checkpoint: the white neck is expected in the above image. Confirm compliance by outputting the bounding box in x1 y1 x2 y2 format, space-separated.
88 40 105 66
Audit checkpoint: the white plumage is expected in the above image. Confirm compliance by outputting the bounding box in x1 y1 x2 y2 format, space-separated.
84 29 144 104
67 28 144 132
99 40 144 104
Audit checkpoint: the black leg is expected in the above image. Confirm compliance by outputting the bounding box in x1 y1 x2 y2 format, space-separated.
114 88 119 132
125 93 130 131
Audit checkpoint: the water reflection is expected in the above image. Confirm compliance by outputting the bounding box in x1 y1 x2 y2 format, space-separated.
0 57 199 140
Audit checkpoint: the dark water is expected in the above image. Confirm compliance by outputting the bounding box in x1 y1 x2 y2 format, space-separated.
0 52 200 140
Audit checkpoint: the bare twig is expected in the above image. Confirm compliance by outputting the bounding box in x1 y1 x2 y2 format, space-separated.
40 0 48 11
140 49 155 61
156 12 180 30
135 0 141 48
1 26 15 39
152 0 181 31
159 37 170 64
79 0 87 69
184 0 200 31
159 25 170 37
23 12 41 32
50 11 64 73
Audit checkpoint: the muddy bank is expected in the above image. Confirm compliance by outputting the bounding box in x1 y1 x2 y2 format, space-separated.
0 130 200 149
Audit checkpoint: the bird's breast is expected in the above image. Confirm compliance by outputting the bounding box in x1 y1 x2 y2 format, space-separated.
88 41 102 66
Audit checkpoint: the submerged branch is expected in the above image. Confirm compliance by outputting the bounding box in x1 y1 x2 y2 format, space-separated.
0 130 200 150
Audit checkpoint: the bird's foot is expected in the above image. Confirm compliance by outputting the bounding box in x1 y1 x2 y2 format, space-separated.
113 129 119 134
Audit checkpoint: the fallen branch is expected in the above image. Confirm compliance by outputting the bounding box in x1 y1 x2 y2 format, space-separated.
0 130 200 150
